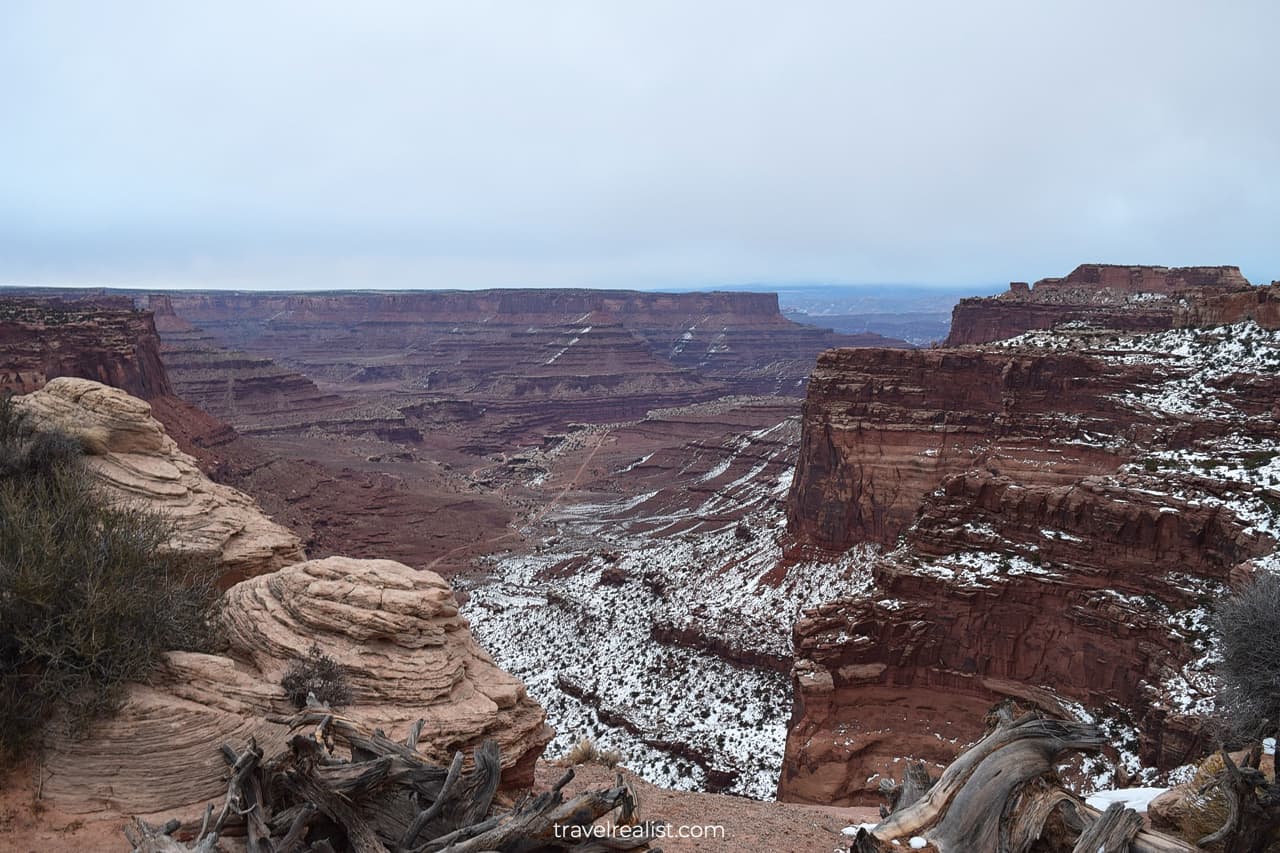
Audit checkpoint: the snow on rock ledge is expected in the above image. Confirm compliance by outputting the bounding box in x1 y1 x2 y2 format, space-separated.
40 556 553 819
14 377 305 585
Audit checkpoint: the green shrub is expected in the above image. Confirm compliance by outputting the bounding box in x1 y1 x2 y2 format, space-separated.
280 643 352 709
0 394 221 765
1243 450 1276 471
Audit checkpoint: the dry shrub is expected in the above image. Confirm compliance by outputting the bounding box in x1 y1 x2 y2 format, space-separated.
563 736 622 769
1216 571 1280 745
0 395 221 765
281 644 352 709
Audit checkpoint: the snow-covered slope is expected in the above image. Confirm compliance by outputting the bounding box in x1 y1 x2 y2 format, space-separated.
461 418 873 798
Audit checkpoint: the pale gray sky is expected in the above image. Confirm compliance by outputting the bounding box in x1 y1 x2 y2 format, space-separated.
2 1 1277 290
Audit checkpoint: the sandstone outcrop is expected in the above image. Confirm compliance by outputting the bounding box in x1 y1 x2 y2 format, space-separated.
39 556 552 820
14 377 305 585
945 264 1266 346
0 297 172 399
781 321 1280 805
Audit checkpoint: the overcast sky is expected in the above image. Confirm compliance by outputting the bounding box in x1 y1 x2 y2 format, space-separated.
2 1 1277 291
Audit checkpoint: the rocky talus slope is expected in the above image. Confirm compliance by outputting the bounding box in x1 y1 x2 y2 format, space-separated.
781 321 1280 805
15 377 304 586
11 385 551 822
945 263 1277 346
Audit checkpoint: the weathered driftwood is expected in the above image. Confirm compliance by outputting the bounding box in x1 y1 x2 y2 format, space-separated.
852 708 1202 853
126 707 663 853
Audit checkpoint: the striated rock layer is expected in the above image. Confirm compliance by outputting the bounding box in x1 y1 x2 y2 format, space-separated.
14 377 305 586
781 321 1280 805
41 556 552 819
786 346 1146 551
0 296 172 399
158 288 907 406
944 263 1269 346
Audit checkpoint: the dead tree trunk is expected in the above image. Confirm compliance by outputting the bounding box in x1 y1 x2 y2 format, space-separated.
857 710 1202 853
126 709 663 853
1195 746 1280 853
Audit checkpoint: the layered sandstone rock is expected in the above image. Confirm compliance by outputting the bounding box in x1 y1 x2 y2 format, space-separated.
40 556 552 819
148 295 414 439
781 321 1280 805
14 377 304 585
13 382 551 819
0 297 172 398
1175 282 1280 330
945 264 1262 346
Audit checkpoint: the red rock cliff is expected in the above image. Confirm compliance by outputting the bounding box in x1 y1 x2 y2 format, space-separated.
0 297 173 399
160 288 909 398
781 321 1280 805
785 346 1147 551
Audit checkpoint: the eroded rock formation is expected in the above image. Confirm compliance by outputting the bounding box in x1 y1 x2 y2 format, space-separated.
781 321 1280 805
40 556 552 821
14 377 305 585
786 346 1146 550
945 264 1267 346
153 289 907 445
11 384 552 821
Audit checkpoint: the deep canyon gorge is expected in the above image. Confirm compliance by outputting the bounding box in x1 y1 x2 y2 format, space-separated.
2 265 1279 849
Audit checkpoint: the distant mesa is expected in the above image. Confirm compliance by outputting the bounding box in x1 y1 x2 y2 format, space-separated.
143 287 911 448
945 263 1279 345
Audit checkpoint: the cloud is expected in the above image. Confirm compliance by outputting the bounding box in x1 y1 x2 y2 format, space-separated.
2 0 1277 288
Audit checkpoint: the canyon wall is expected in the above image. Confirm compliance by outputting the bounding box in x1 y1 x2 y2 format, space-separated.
781 322 1280 805
945 264 1265 346
785 346 1147 551
158 289 908 401
0 297 172 399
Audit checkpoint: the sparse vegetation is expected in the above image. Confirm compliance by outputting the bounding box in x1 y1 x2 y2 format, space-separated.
0 394 221 765
1215 571 1280 746
1243 450 1277 471
563 736 621 768
280 643 352 709
1183 573 1280 850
